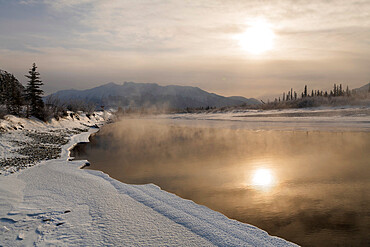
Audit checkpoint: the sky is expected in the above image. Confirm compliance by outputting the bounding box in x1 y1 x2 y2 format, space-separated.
0 0 369 99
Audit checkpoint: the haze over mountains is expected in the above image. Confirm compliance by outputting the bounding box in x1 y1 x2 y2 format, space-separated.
46 82 261 109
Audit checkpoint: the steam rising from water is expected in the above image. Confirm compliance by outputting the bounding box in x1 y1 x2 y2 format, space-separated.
72 118 370 246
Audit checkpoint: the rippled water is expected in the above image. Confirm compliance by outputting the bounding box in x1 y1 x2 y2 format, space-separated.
71 119 370 246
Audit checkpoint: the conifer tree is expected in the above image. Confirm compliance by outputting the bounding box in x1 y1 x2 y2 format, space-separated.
8 74 23 115
304 85 307 97
25 63 44 119
0 70 24 115
290 88 293 100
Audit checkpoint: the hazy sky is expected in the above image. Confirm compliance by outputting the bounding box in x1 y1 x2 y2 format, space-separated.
0 0 369 99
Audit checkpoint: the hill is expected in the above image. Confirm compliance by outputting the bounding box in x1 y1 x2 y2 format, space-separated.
46 82 260 109
352 83 370 94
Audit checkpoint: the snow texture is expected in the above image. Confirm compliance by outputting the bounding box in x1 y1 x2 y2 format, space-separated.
0 112 297 246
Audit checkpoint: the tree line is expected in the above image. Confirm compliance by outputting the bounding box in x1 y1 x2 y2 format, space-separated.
258 82 370 109
277 84 352 103
0 63 95 120
0 63 46 119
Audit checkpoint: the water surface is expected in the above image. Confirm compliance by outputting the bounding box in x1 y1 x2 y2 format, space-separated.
72 119 370 246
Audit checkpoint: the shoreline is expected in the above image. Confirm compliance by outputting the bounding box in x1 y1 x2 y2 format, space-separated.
0 114 298 246
0 112 107 175
70 113 369 246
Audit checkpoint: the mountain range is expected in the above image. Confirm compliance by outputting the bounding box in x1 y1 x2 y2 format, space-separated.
46 82 261 109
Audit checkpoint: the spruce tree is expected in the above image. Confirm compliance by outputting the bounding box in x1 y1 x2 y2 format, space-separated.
290 88 293 100
0 70 24 116
304 85 307 97
25 63 44 119
8 74 23 115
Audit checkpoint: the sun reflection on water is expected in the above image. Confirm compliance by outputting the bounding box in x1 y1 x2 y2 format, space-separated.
251 168 276 189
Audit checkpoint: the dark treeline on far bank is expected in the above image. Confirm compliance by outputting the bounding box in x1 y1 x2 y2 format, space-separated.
257 83 370 110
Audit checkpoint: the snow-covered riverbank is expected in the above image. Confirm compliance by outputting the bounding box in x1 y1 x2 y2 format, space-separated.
0 112 106 175
0 113 297 246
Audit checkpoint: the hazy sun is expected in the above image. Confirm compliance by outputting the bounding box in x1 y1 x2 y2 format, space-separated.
252 168 274 187
237 20 275 55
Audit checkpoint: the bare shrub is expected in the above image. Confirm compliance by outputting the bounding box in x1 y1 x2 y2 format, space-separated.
43 95 67 121
66 99 96 113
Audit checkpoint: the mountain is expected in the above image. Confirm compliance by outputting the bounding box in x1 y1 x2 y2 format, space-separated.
227 96 261 105
352 83 370 94
46 82 260 110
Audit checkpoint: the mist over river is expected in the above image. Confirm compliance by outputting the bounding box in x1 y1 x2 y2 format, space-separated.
71 118 370 246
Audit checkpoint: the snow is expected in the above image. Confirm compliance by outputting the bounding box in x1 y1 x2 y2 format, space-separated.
0 112 297 246
158 106 370 131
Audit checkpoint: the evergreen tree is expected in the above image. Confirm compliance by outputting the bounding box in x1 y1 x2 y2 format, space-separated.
8 74 23 115
0 70 24 115
25 63 44 119
290 88 293 100
304 85 307 97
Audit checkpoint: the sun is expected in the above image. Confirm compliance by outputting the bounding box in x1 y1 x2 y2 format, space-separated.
252 168 274 187
237 20 275 55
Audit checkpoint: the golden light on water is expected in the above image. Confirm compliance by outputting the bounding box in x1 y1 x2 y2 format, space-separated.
236 19 275 55
251 168 275 188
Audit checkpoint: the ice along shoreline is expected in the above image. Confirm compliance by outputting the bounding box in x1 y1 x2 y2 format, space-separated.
0 114 298 246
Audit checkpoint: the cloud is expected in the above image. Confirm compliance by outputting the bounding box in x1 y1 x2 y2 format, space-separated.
6 0 370 58
0 0 369 97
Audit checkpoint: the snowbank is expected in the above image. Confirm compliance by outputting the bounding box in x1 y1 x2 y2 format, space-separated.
0 114 297 246
0 112 106 175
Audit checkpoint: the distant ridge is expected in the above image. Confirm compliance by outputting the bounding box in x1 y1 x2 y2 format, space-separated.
352 83 370 94
46 82 260 109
